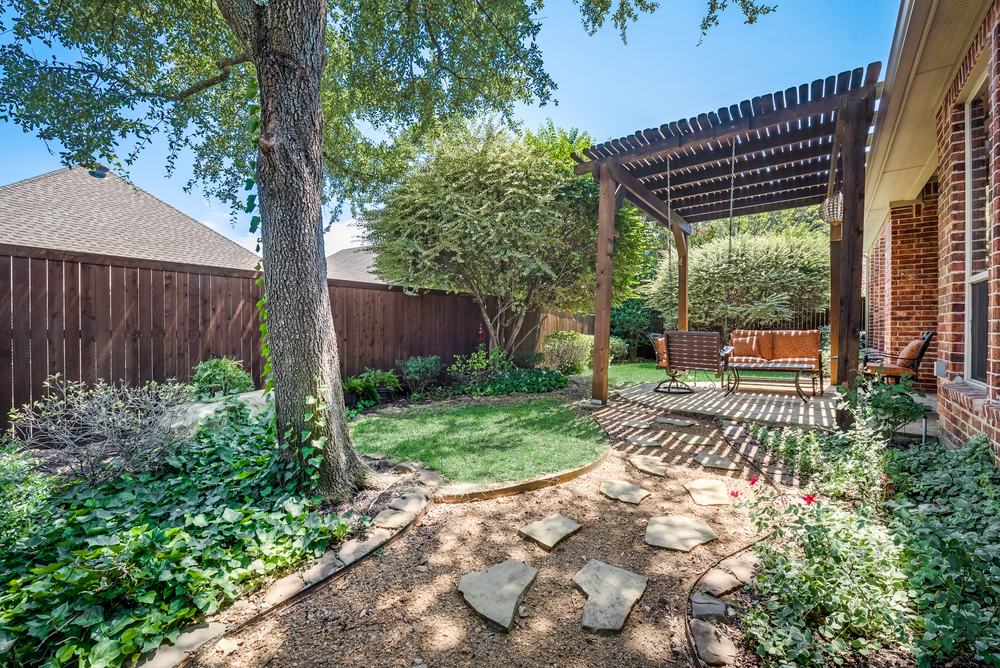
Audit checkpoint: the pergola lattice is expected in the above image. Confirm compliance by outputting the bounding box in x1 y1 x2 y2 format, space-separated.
572 62 882 425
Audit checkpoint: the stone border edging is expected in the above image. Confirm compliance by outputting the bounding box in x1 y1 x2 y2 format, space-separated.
432 446 611 503
142 500 432 668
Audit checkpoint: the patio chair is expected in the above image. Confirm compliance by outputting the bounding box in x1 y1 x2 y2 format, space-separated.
648 331 728 394
861 331 935 384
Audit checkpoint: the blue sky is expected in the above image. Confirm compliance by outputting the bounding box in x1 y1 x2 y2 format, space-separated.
0 0 899 256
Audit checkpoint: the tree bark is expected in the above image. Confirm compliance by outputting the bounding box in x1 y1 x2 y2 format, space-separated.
217 0 370 500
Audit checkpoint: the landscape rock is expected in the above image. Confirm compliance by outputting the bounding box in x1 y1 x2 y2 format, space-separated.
628 454 666 477
581 400 618 409
690 619 737 666
518 514 583 551
599 480 651 505
362 452 385 461
389 493 428 514
338 528 393 565
379 406 405 415
161 390 271 438
301 551 345 585
644 516 718 552
413 470 442 488
693 451 740 471
684 479 731 506
394 461 422 473
621 420 650 428
691 592 727 621
720 557 758 584
627 434 660 447
571 560 648 635
262 574 305 606
137 622 227 668
657 417 696 427
700 569 742 597
676 433 716 446
374 508 416 529
457 558 538 631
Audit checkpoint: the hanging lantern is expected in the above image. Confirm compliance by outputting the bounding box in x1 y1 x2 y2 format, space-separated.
820 192 843 225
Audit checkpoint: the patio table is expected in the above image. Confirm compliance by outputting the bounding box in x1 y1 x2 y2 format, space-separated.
723 363 816 403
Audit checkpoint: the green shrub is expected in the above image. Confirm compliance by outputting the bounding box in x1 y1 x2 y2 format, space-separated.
884 435 1000 666
0 399 351 668
359 367 401 390
396 355 442 394
342 376 378 402
0 437 53 553
841 372 927 440
512 350 545 369
609 336 628 363
190 357 254 398
464 367 568 395
448 344 512 386
744 493 911 667
543 331 593 375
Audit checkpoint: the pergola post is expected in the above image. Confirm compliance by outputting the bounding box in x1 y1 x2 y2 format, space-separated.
677 238 689 331
835 92 869 429
592 164 616 403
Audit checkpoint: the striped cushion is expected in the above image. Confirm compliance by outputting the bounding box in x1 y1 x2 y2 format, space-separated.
771 357 820 369
729 356 769 365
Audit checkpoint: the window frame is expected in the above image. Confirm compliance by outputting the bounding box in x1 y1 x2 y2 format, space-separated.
964 70 990 386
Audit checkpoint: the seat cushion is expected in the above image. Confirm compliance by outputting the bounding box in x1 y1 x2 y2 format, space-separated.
896 338 923 368
772 330 821 361
865 362 912 377
729 356 769 365
771 357 820 370
731 330 774 360
732 336 762 358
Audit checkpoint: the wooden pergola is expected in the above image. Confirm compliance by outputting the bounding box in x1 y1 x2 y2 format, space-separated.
573 62 882 426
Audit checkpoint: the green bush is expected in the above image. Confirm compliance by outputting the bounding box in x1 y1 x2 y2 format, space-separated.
190 357 254 398
884 435 1000 665
744 493 911 667
464 367 569 395
396 355 442 394
448 344 512 386
543 331 593 375
609 336 628 363
0 399 351 668
512 350 545 369
0 437 53 552
359 367 401 390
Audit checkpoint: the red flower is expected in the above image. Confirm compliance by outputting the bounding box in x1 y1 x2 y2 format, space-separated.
803 495 816 505
730 490 739 498
749 477 758 486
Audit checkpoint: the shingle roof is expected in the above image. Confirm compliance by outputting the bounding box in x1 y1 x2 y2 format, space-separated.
326 247 385 284
0 167 261 271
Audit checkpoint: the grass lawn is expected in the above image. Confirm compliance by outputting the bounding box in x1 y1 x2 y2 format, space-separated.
580 361 827 389
350 399 606 484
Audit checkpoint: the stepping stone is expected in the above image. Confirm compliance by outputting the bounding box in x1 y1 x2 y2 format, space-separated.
645 516 717 552
600 480 651 505
676 433 716 446
720 556 758 584
394 461 422 473
699 569 742 597
338 527 392 565
657 417 696 427
684 479 731 506
572 560 648 635
301 551 345 585
691 592 727 622
413 470 442 488
518 514 582 551
693 451 740 471
581 400 618 409
362 452 385 460
621 406 647 414
627 434 660 447
136 622 226 668
621 419 650 428
628 454 666 477
373 508 415 529
262 573 305 606
389 493 428 514
457 558 537 632
690 619 737 666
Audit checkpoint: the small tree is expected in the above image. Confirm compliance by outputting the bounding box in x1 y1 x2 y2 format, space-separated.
362 122 654 354
611 298 661 362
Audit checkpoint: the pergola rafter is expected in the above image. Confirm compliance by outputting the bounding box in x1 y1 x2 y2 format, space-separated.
574 62 882 427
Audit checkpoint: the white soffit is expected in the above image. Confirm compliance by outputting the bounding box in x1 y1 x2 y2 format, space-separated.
865 0 991 250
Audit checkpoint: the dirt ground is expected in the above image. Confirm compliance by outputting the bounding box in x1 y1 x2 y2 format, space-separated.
193 392 774 668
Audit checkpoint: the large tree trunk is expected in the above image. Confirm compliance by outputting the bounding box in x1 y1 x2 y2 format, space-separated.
217 0 370 500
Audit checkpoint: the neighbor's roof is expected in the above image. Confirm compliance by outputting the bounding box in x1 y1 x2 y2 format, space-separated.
326 246 385 284
0 167 261 271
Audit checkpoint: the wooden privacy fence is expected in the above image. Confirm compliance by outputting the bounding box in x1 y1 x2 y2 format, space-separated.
0 245 601 431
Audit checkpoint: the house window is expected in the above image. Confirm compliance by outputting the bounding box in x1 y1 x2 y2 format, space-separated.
966 95 989 383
